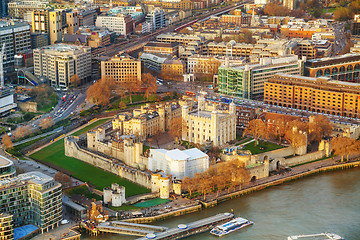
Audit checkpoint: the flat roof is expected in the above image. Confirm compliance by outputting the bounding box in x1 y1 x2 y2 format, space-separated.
0 155 13 167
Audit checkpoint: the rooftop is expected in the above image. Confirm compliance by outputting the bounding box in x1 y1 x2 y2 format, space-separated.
0 155 13 167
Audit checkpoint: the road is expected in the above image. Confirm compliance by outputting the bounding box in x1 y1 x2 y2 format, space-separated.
13 126 63 146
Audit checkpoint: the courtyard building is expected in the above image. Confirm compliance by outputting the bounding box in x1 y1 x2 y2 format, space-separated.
264 73 360 118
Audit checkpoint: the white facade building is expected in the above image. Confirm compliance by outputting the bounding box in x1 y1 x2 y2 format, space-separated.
145 8 165 30
148 148 209 179
95 13 133 35
33 44 91 89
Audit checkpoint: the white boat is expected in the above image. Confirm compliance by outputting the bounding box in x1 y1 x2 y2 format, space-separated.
210 217 253 237
288 233 343 240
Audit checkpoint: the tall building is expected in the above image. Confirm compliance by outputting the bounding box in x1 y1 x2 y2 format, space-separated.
65 11 79 35
100 54 142 83
304 53 360 83
148 148 209 179
8 0 48 18
218 55 304 99
95 13 133 36
145 8 165 30
31 9 63 45
74 9 97 27
33 44 91 89
264 73 360 118
0 0 10 17
0 171 62 233
182 95 236 147
0 213 13 240
0 21 31 72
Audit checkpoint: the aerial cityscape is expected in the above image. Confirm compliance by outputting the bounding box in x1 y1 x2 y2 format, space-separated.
0 0 360 239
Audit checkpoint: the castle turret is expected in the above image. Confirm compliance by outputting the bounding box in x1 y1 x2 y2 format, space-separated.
229 101 236 115
158 105 166 133
198 94 205 111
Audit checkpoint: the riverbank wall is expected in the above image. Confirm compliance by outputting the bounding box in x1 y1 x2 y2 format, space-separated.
206 160 360 206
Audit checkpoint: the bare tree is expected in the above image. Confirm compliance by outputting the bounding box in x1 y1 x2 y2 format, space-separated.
40 118 55 129
285 128 307 156
70 74 81 87
86 76 114 106
243 119 267 146
54 172 73 189
141 73 158 100
2 135 13 149
331 136 358 162
309 115 333 142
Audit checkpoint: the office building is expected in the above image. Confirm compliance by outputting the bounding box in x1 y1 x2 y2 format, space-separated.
0 88 17 116
145 8 165 30
0 0 10 17
161 58 185 80
0 21 31 72
264 73 360 118
30 32 49 48
156 33 205 46
100 55 142 83
143 41 179 56
0 171 62 233
304 53 360 82
95 13 133 36
218 55 304 99
182 95 236 147
33 44 91 89
283 0 295 10
148 148 209 179
74 8 97 27
8 0 48 18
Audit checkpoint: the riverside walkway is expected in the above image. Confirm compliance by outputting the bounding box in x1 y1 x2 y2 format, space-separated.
136 213 234 240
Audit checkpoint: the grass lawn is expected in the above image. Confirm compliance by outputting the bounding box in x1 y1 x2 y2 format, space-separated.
65 185 102 201
109 205 143 211
134 198 170 208
243 140 284 155
29 119 150 197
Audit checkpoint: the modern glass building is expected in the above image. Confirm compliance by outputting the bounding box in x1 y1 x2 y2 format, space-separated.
218 55 304 99
0 171 62 233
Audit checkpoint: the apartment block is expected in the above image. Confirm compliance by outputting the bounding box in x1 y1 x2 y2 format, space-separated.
218 55 304 99
33 44 91 89
0 214 13 240
264 73 360 118
0 21 31 72
0 172 62 233
145 8 165 30
100 55 142 83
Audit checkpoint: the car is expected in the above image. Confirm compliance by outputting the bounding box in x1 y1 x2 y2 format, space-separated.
61 219 69 225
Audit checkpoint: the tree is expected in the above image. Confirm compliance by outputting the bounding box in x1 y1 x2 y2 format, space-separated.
86 76 114 106
168 117 185 144
119 101 127 109
331 136 359 162
269 117 287 144
264 2 290 16
70 74 81 87
2 135 13 149
13 126 26 139
243 119 267 146
182 177 196 197
309 115 332 142
285 128 307 156
141 73 158 100
333 7 352 21
40 118 55 129
54 172 73 189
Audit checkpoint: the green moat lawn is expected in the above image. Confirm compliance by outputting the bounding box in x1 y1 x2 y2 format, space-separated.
30 120 150 197
242 140 284 155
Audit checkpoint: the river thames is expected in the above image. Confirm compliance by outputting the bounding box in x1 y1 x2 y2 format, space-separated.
83 168 360 240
